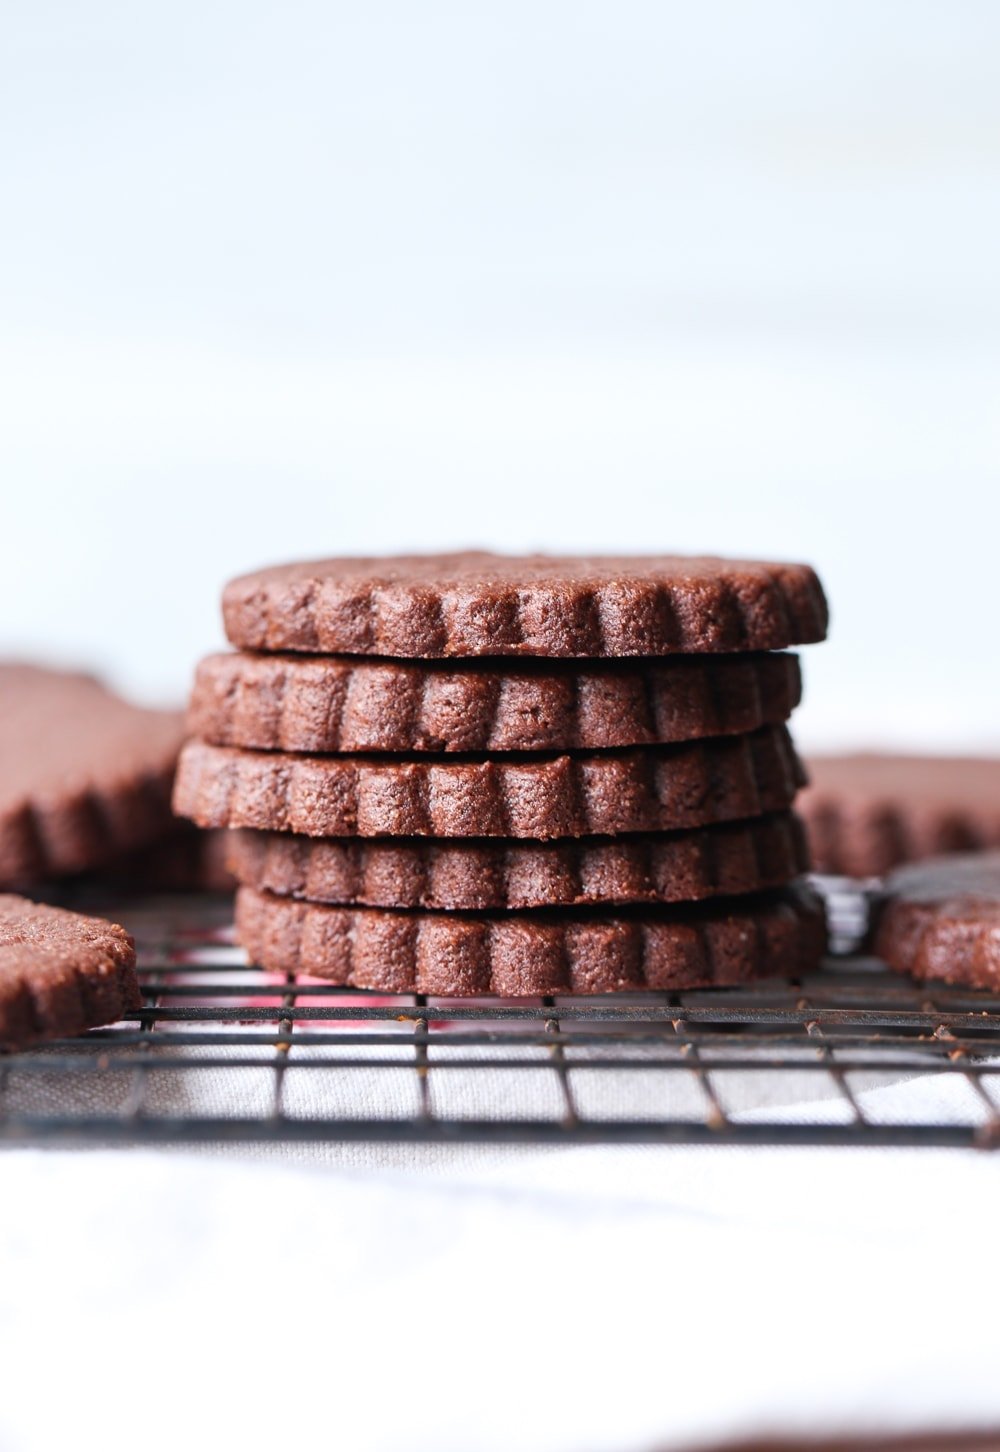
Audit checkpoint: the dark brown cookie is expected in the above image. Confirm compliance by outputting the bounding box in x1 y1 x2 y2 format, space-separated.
0 663 186 888
872 851 1000 989
0 894 141 1048
174 725 805 840
222 551 828 659
800 754 1000 877
235 881 826 994
107 827 236 893
225 811 810 910
191 829 238 893
190 650 802 753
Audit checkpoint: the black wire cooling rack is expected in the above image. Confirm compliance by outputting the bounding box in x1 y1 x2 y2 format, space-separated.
2 883 1000 1148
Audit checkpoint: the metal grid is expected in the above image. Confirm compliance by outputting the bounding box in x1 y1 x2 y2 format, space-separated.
2 886 1000 1148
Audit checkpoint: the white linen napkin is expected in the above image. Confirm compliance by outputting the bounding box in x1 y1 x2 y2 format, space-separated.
2 1062 999 1452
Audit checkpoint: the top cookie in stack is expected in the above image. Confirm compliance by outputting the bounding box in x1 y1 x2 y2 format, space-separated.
174 552 829 995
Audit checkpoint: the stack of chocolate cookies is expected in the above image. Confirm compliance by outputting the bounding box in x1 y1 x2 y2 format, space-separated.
174 553 830 995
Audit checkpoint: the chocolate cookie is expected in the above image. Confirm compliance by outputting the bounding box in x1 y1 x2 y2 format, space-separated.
174 726 805 840
222 552 828 659
0 894 141 1048
235 882 826 994
800 754 1000 877
109 827 236 893
0 664 186 887
190 650 802 753
226 811 809 910
872 852 1000 989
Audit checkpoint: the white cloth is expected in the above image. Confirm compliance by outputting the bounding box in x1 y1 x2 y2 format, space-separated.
2 1065 999 1452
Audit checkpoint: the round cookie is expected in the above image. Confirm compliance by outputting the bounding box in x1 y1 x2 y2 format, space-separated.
225 811 810 910
800 754 1000 877
235 882 827 995
174 725 805 840
222 551 828 659
190 650 802 753
872 851 1000 990
0 663 186 888
0 894 141 1048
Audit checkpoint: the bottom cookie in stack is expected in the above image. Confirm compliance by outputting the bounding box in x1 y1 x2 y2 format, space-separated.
235 882 826 995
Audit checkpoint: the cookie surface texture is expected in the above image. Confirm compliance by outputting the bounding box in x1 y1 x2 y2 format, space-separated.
0 894 141 1048
222 552 828 659
235 882 827 994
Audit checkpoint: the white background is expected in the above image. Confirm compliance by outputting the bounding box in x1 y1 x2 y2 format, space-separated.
2 0 999 749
